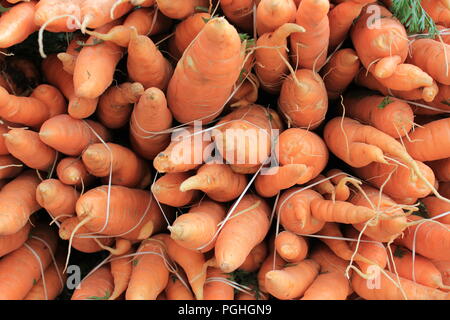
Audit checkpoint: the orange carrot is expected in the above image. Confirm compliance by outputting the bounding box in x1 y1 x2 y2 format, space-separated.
239 241 268 272
428 158 450 182
0 1 39 48
421 196 450 224
0 222 31 258
165 273 195 300
34 0 82 33
301 271 350 300
151 172 201 207
72 266 115 300
310 242 350 275
0 154 23 180
310 198 378 224
109 248 134 300
155 0 209 20
256 0 297 36
257 252 286 293
275 231 308 263
255 164 308 198
203 267 235 300
30 84 67 118
36 179 78 221
56 157 94 187
220 0 255 33
79 0 133 31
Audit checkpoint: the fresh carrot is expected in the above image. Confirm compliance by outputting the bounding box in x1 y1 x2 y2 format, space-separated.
72 266 115 300
169 199 227 253
255 164 309 198
421 196 450 224
278 69 329 129
0 222 31 258
167 17 245 124
97 82 144 129
39 114 111 156
0 154 23 180
203 267 235 300
180 163 247 202
0 1 39 48
129 87 173 161
220 0 255 33
56 157 94 188
0 224 58 300
155 0 209 20
239 241 268 272
256 0 297 36
310 198 378 224
275 231 308 263
36 179 79 222
79 0 133 31
0 171 41 236
165 273 195 300
432 260 450 288
310 242 350 275
422 0 450 27
31 84 67 118
265 259 320 299
301 271 350 300
151 172 201 207
57 34 86 75
257 252 286 293
109 248 134 300
34 0 82 33
215 194 271 273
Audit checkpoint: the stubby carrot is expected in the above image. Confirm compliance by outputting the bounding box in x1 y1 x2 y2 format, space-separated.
256 0 297 36
275 231 308 263
36 179 79 222
0 1 39 48
56 157 94 188
151 172 200 207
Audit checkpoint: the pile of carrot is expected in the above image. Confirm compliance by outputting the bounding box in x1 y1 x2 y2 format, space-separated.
0 0 449 301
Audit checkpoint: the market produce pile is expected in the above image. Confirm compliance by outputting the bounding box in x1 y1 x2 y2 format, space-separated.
0 0 449 301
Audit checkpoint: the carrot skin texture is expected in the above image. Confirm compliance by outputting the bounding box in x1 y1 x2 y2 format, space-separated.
0 1 39 48
0 222 31 258
36 179 79 221
151 172 200 207
71 266 115 300
56 157 94 187
301 272 350 300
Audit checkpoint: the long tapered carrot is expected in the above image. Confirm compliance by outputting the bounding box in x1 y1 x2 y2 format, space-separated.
239 241 268 272
109 248 134 300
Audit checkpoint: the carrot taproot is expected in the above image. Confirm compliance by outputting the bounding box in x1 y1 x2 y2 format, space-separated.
169 199 227 253
310 174 335 198
290 0 330 70
36 179 79 221
82 142 151 189
127 31 173 91
0 224 58 300
109 248 134 300
167 17 245 124
0 171 41 236
0 222 31 258
310 242 350 275
129 87 173 161
255 23 305 94
265 259 320 299
421 0 450 27
79 0 133 31
239 241 268 272
278 69 328 129
275 231 308 263
255 164 308 198
326 169 351 201
56 157 94 187
321 48 360 100
0 1 39 48
257 252 286 293
0 154 23 180
72 266 115 300
4 128 57 172
34 0 82 33
421 196 450 224
215 194 271 273
165 273 195 300
343 93 414 138
39 114 111 156
180 163 247 202
31 84 67 118
256 0 297 36
310 198 378 224
126 237 170 300
203 267 235 300
220 0 255 33
155 0 209 20
97 82 144 129
301 271 350 300
57 34 87 75
151 172 201 207
428 158 450 182
374 63 435 92
76 185 169 241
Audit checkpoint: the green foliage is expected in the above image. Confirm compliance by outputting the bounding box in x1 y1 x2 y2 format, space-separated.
391 0 438 37
413 201 430 219
377 96 394 109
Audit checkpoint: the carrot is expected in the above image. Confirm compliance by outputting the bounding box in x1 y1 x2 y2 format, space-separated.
127 31 173 91
215 194 271 273
34 0 82 33
167 17 245 124
343 93 414 138
290 0 330 70
97 82 144 129
278 69 328 129
432 260 450 288
0 224 58 300
229 73 260 108
75 185 169 241
351 269 449 300
109 248 134 300
0 154 23 180
57 34 86 75
155 0 209 20
327 0 374 51
86 7 173 47
79 0 133 31
180 163 247 202
73 22 125 100
275 231 308 263
256 0 297 36
129 87 173 161
422 0 450 27
39 114 111 156
82 142 151 189
239 241 268 272
220 0 255 33
404 118 450 162
59 217 114 253
212 105 283 173
265 259 320 299
0 222 31 258
56 157 94 187
0 1 39 48
126 237 169 300
0 171 41 236
0 86 50 128
301 271 350 300
36 179 79 221
257 252 286 293
388 245 448 290
31 84 67 118
373 63 434 92
255 23 305 94
421 196 450 224
326 169 351 201
151 172 201 207
4 128 57 172
395 215 450 261
276 188 326 234
169 199 227 253
440 181 450 199
156 233 207 300
310 242 350 275
203 267 235 300
72 266 115 300
0 123 10 155
310 198 378 224
236 286 269 300
153 126 210 173
168 12 211 61
321 48 360 100
165 273 195 300
277 128 329 184
255 164 309 198
24 250 68 300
